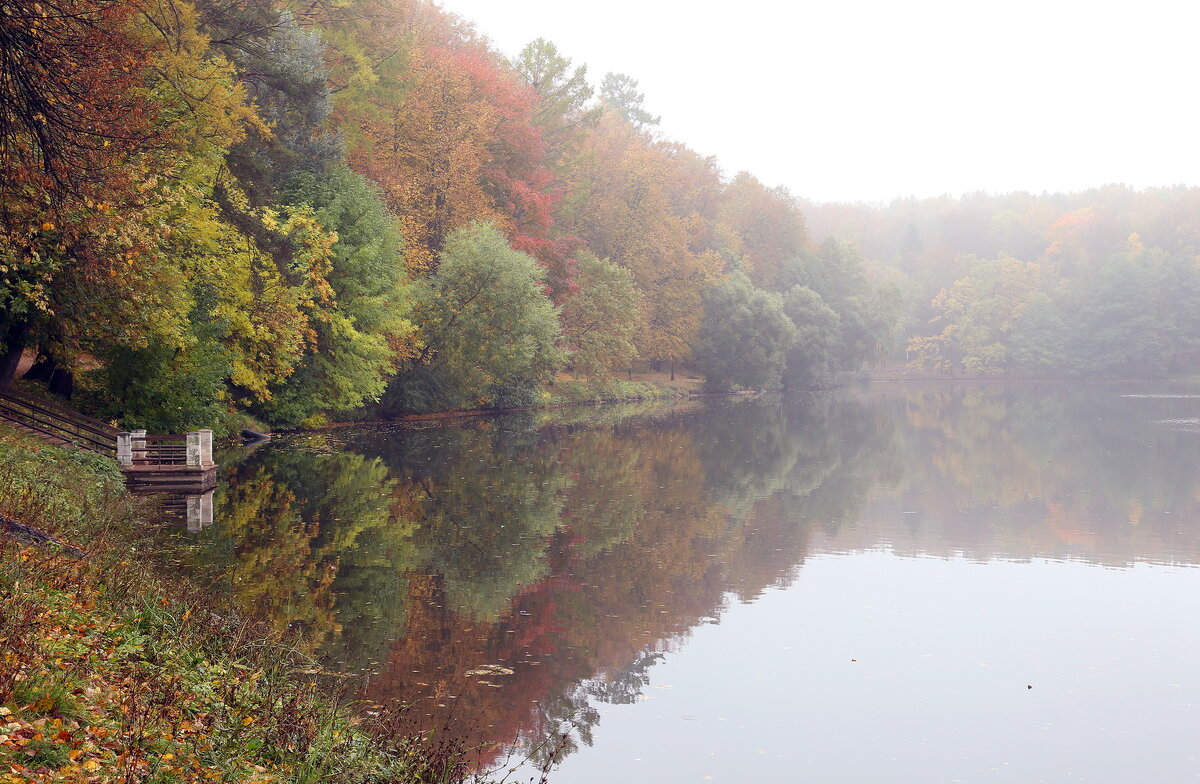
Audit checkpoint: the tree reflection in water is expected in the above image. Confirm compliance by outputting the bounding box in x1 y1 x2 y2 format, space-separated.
186 383 1200 772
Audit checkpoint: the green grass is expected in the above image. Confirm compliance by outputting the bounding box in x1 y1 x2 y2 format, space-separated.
544 375 695 406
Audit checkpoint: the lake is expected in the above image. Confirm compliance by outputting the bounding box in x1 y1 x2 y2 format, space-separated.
184 382 1200 782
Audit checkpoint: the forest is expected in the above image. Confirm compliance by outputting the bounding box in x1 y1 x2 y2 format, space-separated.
806 187 1200 377
2 1 1198 434
0 0 895 432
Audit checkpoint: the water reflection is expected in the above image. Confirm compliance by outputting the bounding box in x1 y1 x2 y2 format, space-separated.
188 383 1200 774
139 488 215 531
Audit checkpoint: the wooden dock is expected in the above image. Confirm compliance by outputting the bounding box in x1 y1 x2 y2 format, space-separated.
0 385 217 493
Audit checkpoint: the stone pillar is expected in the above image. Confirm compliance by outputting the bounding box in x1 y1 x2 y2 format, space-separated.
131 429 147 465
186 431 202 467
116 432 132 467
198 429 213 465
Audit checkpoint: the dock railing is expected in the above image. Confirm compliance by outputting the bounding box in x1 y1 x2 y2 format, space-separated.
116 430 213 468
0 385 216 492
0 385 120 454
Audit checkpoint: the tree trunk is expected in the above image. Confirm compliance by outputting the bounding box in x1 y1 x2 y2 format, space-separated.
0 321 28 385
24 354 55 382
25 353 74 398
48 367 74 398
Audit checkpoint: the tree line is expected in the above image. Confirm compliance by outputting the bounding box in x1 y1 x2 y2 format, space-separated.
805 187 1200 376
0 0 894 432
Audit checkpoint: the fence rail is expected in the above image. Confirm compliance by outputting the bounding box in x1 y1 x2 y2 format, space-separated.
0 385 216 491
0 385 120 454
1 385 214 475
119 430 212 468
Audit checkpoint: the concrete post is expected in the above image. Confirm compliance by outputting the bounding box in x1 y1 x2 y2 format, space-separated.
131 429 147 465
198 429 213 465
116 432 132 467
186 431 202 467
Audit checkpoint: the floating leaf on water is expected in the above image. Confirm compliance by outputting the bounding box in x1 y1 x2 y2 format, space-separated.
465 664 515 677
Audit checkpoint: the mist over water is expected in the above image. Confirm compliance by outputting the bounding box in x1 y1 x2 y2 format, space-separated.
190 382 1200 781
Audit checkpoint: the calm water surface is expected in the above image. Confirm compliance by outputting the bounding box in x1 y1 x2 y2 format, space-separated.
188 383 1200 782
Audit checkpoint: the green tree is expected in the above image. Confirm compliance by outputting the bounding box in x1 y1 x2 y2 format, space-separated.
220 13 342 203
258 165 415 427
512 38 598 164
781 286 840 390
694 272 796 392
599 73 660 128
560 252 643 378
782 241 895 373
98 283 232 432
1009 293 1069 374
1069 250 1200 377
386 222 564 412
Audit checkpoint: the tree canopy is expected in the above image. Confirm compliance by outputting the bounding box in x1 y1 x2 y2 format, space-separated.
0 0 913 431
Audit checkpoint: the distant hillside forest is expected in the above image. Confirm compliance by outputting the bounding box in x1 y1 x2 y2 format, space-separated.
1 2 1196 433
805 188 1200 377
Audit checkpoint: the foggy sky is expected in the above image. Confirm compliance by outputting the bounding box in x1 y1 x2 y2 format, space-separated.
435 0 1200 204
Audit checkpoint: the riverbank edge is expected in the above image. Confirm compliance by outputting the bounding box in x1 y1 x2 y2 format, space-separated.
259 374 705 434
0 425 459 783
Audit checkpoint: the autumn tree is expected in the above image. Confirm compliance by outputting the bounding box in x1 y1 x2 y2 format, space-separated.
718 172 809 290
0 0 275 407
0 0 166 381
907 256 1040 376
563 113 716 373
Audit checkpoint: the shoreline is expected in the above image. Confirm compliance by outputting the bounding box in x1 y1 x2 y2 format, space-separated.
263 372 1198 437
0 424 468 783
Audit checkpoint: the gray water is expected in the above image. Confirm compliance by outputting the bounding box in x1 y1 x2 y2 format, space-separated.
191 382 1200 782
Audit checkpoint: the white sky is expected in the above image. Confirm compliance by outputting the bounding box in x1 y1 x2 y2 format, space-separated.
433 0 1200 204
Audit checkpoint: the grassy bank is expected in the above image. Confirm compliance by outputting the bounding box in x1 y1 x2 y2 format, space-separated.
543 372 702 407
0 427 459 783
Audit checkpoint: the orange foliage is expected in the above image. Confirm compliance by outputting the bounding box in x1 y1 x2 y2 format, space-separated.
349 45 498 274
563 113 717 364
343 25 575 291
